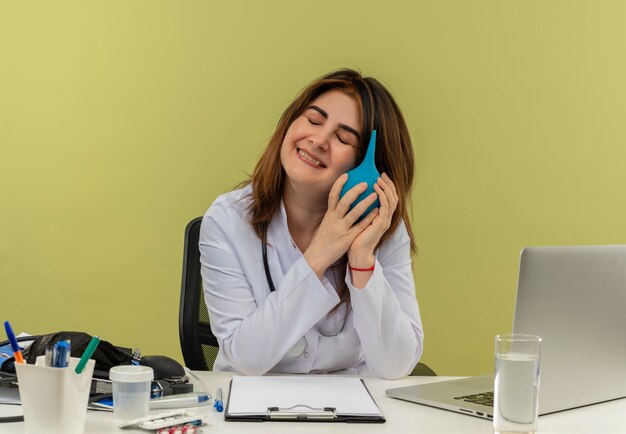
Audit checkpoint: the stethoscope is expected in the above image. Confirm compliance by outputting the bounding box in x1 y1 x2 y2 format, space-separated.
262 243 349 358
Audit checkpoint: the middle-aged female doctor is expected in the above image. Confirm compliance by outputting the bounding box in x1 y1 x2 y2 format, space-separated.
199 69 423 379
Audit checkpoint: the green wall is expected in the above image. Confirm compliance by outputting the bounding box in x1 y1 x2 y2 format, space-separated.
2 1 626 375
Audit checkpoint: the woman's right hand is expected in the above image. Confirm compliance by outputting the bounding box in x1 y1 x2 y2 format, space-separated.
303 174 379 279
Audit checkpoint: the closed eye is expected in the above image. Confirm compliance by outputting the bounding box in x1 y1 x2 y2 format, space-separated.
337 134 350 145
337 131 356 146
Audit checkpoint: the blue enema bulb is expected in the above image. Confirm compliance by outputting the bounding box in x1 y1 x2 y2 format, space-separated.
339 130 381 221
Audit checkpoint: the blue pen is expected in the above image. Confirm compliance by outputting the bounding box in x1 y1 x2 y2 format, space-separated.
214 387 223 412
3 321 25 364
53 340 71 368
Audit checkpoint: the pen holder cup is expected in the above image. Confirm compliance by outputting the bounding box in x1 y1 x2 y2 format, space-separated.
15 356 95 434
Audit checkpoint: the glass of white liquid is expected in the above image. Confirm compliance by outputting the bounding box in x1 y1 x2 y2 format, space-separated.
493 334 542 434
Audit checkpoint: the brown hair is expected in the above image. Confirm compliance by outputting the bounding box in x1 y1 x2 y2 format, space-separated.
243 68 416 254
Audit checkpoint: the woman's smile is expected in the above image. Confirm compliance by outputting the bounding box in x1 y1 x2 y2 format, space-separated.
296 148 326 168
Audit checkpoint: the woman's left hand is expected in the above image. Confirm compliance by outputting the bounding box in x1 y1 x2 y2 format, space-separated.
348 173 399 266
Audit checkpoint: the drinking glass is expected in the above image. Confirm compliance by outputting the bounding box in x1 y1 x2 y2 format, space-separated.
493 334 542 434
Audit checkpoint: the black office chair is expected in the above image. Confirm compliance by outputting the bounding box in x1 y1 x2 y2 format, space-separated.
179 217 219 370
178 216 436 376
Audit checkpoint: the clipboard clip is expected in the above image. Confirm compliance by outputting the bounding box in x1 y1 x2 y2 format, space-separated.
267 405 337 420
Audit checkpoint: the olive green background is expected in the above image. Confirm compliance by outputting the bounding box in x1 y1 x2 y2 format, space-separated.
2 1 625 375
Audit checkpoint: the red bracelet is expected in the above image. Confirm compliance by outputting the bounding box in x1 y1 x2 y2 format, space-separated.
349 264 375 272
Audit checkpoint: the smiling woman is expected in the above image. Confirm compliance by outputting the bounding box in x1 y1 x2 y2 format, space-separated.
280 90 360 201
198 69 422 379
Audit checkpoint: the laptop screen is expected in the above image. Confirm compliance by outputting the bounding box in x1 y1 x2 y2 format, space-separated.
512 245 626 413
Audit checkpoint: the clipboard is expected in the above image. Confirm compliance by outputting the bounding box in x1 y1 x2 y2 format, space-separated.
224 375 385 423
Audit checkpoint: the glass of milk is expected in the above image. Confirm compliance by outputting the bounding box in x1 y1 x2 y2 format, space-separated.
493 334 542 434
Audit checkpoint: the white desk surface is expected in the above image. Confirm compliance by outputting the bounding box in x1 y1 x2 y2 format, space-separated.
1 372 624 433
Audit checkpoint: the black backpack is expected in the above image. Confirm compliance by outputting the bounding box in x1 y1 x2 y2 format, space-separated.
1 331 134 379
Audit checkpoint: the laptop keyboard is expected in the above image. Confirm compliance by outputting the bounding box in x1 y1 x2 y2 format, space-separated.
454 391 494 407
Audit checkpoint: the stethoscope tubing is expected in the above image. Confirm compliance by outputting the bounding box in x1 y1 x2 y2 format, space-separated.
262 242 276 293
261 242 348 358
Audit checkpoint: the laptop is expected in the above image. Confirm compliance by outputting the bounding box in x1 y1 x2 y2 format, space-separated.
386 245 626 419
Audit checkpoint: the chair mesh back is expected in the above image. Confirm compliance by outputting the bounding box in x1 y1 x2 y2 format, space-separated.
197 279 219 368
179 217 219 370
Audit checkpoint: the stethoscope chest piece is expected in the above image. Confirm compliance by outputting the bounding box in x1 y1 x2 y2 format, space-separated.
287 336 308 358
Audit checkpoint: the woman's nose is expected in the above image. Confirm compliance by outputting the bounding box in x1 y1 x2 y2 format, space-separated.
310 130 330 151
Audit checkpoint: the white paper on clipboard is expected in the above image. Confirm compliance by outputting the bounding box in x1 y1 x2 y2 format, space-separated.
227 375 383 417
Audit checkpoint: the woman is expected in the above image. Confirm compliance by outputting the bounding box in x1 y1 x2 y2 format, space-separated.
199 69 423 379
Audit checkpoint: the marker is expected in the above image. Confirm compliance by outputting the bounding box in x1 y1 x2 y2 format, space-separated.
214 387 223 412
75 335 100 374
150 392 211 409
53 340 71 368
3 321 25 364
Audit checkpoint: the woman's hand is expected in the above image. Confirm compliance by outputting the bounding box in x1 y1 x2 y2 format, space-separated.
303 174 379 279
348 173 399 268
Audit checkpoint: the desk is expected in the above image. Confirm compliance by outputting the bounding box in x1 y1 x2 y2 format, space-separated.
1 372 624 433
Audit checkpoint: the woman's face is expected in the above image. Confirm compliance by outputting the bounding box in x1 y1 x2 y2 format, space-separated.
280 89 362 197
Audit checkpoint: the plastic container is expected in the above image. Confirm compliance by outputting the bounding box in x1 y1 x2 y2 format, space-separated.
109 365 154 421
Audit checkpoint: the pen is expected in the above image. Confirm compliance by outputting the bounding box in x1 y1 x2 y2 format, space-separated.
44 343 54 367
214 387 223 412
131 347 141 365
150 392 211 409
3 321 25 364
75 335 100 374
53 340 71 368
